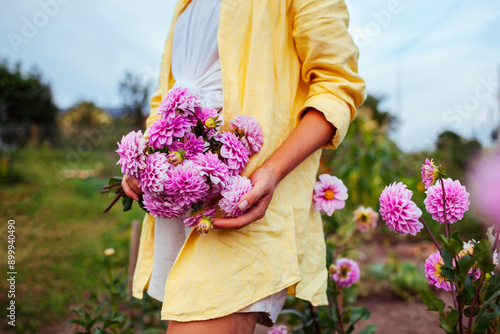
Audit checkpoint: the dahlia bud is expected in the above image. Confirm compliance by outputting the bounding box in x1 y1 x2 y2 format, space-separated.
328 264 337 275
204 118 217 129
196 217 213 235
168 150 185 165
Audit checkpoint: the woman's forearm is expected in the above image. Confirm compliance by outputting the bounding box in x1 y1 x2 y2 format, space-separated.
261 108 336 183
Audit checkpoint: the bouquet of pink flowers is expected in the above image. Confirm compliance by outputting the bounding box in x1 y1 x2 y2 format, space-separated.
105 87 263 234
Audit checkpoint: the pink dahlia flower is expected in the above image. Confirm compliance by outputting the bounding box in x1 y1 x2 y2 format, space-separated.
331 258 360 288
424 178 470 224
421 158 439 189
159 87 201 120
379 182 423 236
219 132 250 176
142 192 187 219
116 130 148 179
178 133 206 159
268 325 288 334
468 149 500 224
313 174 348 216
164 161 209 207
148 115 193 150
353 206 378 232
139 152 170 195
219 176 253 218
425 251 453 291
230 115 264 155
193 152 230 186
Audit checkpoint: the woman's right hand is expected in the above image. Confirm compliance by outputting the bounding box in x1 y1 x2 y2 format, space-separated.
121 175 143 201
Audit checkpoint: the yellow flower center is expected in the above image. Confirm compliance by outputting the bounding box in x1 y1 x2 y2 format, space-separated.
324 190 335 200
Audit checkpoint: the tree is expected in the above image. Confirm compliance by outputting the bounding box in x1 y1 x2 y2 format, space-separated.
0 60 59 147
118 71 151 128
0 61 58 125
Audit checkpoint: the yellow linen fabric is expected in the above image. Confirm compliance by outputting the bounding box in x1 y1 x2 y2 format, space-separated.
132 0 365 322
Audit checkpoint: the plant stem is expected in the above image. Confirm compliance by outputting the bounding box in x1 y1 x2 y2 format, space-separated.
419 217 441 253
467 273 485 334
492 225 500 253
457 293 465 334
103 188 125 213
103 182 121 189
332 292 346 334
308 302 321 334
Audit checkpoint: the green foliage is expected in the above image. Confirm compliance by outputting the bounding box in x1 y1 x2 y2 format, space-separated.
0 61 58 125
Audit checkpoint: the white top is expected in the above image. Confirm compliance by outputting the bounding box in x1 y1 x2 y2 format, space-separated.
171 0 224 110
147 0 223 302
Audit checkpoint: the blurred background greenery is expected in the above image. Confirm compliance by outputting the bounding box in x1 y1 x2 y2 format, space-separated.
0 59 496 333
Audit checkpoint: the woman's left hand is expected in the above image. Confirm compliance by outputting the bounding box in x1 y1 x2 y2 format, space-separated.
212 165 278 230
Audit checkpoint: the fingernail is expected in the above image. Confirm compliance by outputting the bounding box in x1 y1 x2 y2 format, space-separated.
239 200 249 211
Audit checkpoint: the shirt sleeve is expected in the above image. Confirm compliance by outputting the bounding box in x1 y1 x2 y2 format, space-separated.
144 85 162 137
292 0 366 149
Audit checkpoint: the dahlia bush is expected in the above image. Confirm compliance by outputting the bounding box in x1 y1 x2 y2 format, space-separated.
378 158 499 334
111 87 263 234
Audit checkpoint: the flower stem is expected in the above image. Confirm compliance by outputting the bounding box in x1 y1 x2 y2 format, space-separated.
419 217 441 253
492 225 500 253
467 273 486 334
332 291 346 334
308 302 321 334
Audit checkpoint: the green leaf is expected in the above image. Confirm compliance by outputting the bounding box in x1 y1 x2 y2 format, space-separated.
138 195 147 212
484 274 500 301
357 324 377 334
456 254 475 281
122 195 133 212
463 276 475 305
421 290 445 313
108 176 122 185
474 239 495 274
472 311 499 333
441 249 454 267
280 309 307 323
439 232 463 256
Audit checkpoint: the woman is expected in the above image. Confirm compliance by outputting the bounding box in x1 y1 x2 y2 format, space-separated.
123 0 365 333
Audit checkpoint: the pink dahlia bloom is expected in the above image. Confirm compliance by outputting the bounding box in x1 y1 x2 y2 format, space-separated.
379 182 423 236
193 152 230 186
139 152 170 195
219 132 250 176
164 161 209 207
313 174 348 216
424 178 470 224
116 130 148 179
421 158 439 189
468 149 500 224
148 115 193 150
353 206 378 232
425 251 453 291
230 115 264 155
331 258 360 288
159 87 201 120
219 176 253 218
268 325 288 334
178 133 206 159
142 192 187 219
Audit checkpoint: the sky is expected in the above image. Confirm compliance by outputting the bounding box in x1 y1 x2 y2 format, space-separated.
0 0 499 152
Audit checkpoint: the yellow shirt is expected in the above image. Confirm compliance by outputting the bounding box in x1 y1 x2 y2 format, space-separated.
132 0 365 322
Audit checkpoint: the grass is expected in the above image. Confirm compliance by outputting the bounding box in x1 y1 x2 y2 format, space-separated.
0 147 146 331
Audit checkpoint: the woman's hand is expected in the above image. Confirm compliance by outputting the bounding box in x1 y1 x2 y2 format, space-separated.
213 108 335 230
212 165 278 230
121 175 143 201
